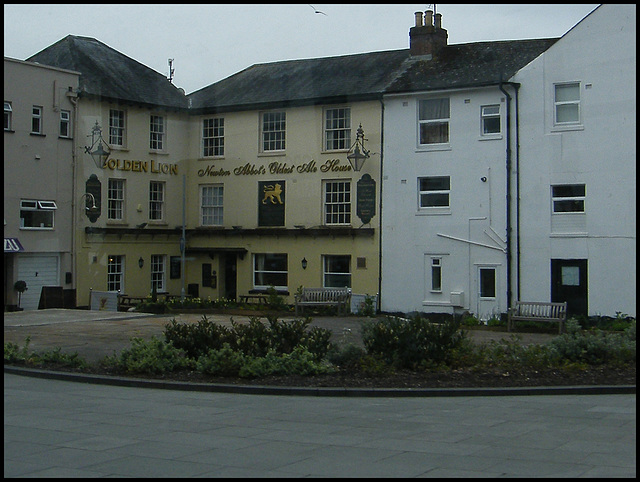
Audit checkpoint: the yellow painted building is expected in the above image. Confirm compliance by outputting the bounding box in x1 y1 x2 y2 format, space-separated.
28 36 404 309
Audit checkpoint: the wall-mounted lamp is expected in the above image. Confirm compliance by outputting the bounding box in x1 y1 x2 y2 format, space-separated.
84 121 110 169
138 256 144 269
301 257 308 270
80 192 98 212
346 124 370 172
480 176 487 183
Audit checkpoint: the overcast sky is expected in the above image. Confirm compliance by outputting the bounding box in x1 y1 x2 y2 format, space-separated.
4 4 600 94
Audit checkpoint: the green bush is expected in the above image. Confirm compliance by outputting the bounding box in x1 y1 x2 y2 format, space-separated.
164 316 233 359
361 315 468 369
238 346 333 378
4 337 88 369
107 336 193 374
196 343 247 376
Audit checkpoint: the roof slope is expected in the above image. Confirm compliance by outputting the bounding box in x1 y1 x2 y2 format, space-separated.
27 35 187 109
187 49 411 112
385 38 558 93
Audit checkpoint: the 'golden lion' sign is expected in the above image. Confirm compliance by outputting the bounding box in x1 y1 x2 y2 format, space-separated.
262 183 283 204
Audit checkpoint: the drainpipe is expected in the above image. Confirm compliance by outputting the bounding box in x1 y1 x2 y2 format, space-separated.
377 98 385 313
68 89 79 297
498 80 517 311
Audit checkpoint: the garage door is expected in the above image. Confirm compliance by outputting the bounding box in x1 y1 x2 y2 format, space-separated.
17 255 59 310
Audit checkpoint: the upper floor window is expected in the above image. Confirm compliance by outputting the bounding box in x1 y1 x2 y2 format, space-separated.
324 180 351 225
59 110 71 138
109 109 126 146
419 176 450 208
20 199 57 229
419 98 449 145
149 181 165 221
31 106 43 134
261 111 285 152
149 114 165 151
554 83 580 125
481 105 500 135
4 102 12 131
203 117 224 157
324 107 351 151
552 184 585 213
200 184 224 226
108 178 125 221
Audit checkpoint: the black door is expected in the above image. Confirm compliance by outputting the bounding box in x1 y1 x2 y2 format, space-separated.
223 253 237 302
551 259 588 317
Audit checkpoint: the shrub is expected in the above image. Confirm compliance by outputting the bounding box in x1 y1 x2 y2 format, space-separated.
196 343 247 376
109 336 193 374
164 316 232 359
238 346 333 378
361 315 468 369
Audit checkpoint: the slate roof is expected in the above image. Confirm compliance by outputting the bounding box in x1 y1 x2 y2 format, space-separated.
27 35 188 110
385 38 559 93
24 34 557 113
187 49 411 113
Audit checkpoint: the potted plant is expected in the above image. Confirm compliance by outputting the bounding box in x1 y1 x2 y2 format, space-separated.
13 280 28 310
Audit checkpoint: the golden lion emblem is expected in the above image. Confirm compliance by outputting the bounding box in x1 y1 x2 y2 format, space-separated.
262 183 283 204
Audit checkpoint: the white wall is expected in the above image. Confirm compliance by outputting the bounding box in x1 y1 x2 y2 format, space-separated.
512 4 636 316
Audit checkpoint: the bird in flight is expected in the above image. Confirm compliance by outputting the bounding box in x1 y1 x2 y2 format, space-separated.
308 4 327 16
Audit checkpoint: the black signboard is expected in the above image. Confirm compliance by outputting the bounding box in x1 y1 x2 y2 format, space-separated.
356 174 376 224
258 180 285 226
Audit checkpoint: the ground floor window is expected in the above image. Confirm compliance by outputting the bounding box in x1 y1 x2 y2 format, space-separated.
323 255 351 288
151 254 165 293
253 253 288 290
107 255 124 292
479 267 496 298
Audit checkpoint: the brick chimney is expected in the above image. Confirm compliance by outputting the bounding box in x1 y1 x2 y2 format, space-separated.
410 9 448 57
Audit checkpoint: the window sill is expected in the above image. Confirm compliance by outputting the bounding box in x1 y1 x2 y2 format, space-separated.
5 129 15 133
30 133 46 137
550 232 588 238
551 124 584 133
415 144 451 153
257 151 286 157
416 208 451 216
110 146 129 152
148 150 169 156
477 134 503 141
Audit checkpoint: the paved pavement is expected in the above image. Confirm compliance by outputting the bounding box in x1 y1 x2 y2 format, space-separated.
4 373 636 477
4 309 636 477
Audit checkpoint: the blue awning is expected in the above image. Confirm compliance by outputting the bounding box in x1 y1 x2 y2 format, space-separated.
4 238 24 252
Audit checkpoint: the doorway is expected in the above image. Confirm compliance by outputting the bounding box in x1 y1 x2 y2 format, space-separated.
551 259 588 317
222 253 237 301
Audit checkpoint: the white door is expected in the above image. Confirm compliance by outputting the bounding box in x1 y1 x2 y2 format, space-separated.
476 265 501 321
17 255 59 310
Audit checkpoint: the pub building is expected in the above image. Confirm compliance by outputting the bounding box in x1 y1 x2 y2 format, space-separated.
26 34 397 309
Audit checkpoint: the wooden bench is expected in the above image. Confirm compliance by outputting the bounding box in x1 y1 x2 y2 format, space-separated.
295 287 352 316
508 301 567 334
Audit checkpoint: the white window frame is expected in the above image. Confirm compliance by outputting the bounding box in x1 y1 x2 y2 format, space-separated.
4 101 13 131
480 104 501 136
260 111 286 152
323 255 351 289
151 254 166 293
479 267 496 299
253 253 288 291
430 257 442 292
149 181 165 221
554 82 581 126
108 178 125 221
202 117 224 157
324 107 351 151
551 184 586 214
109 109 126 147
59 110 71 138
149 114 165 151
19 199 57 229
418 176 451 210
107 255 124 292
200 184 224 226
31 105 43 134
418 97 450 146
323 180 351 225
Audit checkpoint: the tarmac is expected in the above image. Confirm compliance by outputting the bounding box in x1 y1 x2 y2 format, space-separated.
4 309 637 477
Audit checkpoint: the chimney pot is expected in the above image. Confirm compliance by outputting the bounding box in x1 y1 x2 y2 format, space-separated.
425 9 433 28
434 13 442 30
414 11 423 27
